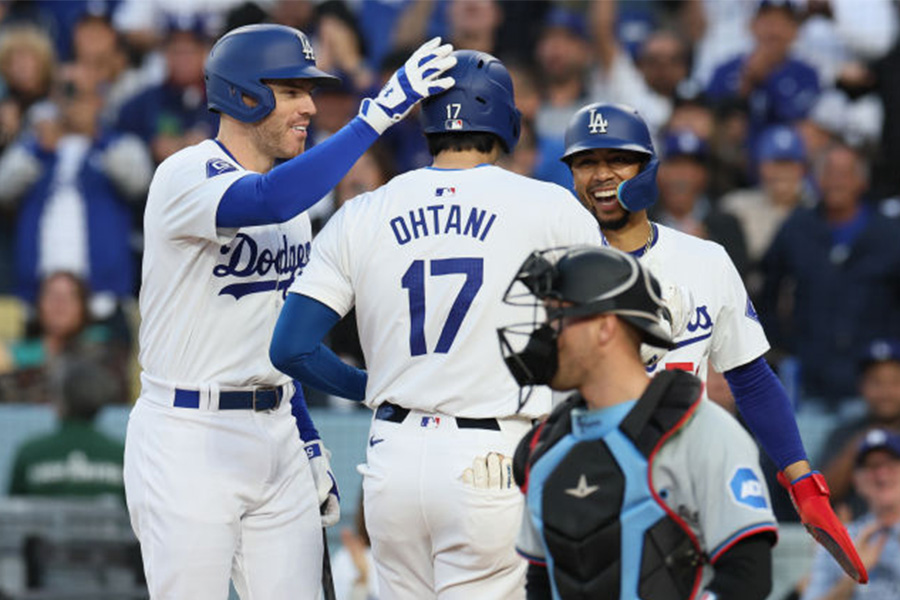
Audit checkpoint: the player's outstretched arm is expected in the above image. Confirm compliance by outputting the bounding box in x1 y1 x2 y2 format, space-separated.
270 293 366 401
725 358 868 583
216 38 456 229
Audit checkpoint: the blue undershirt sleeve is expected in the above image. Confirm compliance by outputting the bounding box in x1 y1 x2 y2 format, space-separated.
216 117 379 228
270 293 367 402
724 356 808 471
289 384 319 442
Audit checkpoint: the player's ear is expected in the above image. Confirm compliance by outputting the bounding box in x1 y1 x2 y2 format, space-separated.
592 314 616 348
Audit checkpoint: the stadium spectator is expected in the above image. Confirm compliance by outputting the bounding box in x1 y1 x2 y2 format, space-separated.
761 143 900 405
70 12 145 128
315 1 376 95
589 0 690 138
393 0 503 59
7 358 124 498
532 6 593 188
802 429 900 600
0 272 128 405
793 0 897 89
650 129 749 277
706 1 819 138
720 124 814 296
820 340 900 513
0 25 56 149
0 63 152 308
114 14 217 165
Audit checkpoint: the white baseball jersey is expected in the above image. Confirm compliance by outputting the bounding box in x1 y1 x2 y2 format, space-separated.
126 139 323 599
140 139 311 388
291 164 602 419
638 223 769 383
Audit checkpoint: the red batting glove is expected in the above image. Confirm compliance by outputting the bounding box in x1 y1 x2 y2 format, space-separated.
777 471 868 584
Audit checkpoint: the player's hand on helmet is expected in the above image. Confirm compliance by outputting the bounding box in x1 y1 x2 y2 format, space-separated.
358 37 456 134
462 452 514 490
777 470 868 583
304 439 341 527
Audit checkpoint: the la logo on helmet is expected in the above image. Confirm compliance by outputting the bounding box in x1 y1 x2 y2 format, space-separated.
588 109 608 134
297 33 315 60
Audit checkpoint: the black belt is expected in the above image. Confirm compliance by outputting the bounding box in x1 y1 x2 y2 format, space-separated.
174 387 283 411
374 402 501 431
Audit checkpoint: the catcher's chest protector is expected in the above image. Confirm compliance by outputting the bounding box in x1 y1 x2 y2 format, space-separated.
516 371 705 600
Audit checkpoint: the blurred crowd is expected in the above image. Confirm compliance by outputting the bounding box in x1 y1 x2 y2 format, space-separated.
2 0 900 598
1 0 900 524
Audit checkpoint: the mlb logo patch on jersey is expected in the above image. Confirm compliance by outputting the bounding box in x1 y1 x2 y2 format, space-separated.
420 416 441 429
435 187 456 197
445 119 464 130
207 158 237 178
729 467 769 510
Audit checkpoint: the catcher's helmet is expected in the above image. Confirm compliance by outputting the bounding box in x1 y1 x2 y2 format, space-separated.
205 24 339 123
507 245 674 350
561 102 659 212
420 50 521 152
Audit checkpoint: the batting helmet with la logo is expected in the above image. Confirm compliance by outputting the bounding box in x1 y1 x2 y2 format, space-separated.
560 102 659 212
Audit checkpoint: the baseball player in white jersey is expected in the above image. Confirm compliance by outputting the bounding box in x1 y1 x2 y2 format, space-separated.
122 24 457 599
269 51 602 600
498 246 777 600
559 102 868 584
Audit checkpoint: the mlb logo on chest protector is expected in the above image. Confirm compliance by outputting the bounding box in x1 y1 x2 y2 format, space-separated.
729 467 768 510
588 109 608 134
420 416 441 429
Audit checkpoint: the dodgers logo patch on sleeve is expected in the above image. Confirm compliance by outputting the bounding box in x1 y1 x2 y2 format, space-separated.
729 467 769 510
745 297 760 323
207 158 237 178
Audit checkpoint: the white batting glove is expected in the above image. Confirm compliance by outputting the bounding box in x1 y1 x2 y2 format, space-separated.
304 439 341 527
461 453 514 490
358 37 456 134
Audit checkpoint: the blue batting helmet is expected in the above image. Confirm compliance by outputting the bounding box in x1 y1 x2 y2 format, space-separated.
561 103 659 212
420 50 521 153
205 24 339 123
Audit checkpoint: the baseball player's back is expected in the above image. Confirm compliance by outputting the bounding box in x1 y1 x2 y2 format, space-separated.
298 165 597 418
275 49 605 600
290 163 600 600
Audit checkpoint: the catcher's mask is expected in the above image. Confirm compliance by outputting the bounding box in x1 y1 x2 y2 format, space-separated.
497 245 674 412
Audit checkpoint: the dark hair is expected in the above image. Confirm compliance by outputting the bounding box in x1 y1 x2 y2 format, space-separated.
26 271 91 340
59 358 121 422
426 132 503 156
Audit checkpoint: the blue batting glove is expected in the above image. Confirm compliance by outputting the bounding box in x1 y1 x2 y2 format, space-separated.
359 36 456 134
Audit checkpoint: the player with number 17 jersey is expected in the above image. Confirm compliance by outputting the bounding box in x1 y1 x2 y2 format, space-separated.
290 165 600 419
